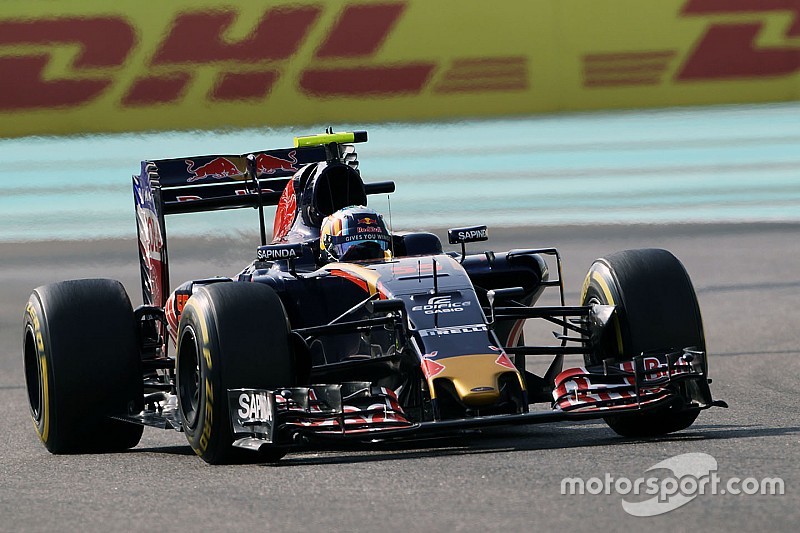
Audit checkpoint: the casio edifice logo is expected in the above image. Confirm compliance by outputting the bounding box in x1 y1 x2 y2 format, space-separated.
412 295 471 314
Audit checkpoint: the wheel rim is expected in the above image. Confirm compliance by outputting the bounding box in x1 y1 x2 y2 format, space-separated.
178 326 201 428
585 290 624 362
23 325 43 423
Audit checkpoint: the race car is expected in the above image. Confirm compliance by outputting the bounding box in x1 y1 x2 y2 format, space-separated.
22 130 727 463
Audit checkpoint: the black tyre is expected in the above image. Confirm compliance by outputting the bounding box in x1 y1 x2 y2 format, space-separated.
580 249 705 437
176 282 295 464
23 279 144 453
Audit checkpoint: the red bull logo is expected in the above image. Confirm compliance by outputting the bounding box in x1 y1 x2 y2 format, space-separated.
421 352 445 379
489 344 517 370
357 216 383 233
256 150 298 175
185 157 243 182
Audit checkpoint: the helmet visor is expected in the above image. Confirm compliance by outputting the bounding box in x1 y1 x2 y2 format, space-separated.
330 233 390 260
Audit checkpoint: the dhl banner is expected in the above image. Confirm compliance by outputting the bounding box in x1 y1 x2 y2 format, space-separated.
1 0 799 138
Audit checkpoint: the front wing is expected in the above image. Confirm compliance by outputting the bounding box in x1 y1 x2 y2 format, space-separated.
227 349 725 451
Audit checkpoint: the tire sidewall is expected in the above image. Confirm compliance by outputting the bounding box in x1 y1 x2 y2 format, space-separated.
22 279 143 453
175 282 295 464
176 295 227 462
23 294 58 451
581 259 626 364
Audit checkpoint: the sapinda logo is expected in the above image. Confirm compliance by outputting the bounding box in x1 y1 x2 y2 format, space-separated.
458 228 487 241
449 226 488 243
257 246 302 261
237 392 272 421
412 295 471 314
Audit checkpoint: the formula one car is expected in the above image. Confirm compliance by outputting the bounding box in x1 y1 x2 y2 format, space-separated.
23 130 727 463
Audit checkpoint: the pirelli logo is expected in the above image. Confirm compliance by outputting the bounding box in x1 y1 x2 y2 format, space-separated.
418 324 488 337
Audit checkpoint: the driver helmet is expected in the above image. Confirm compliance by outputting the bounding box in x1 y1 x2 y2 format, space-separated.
320 206 392 262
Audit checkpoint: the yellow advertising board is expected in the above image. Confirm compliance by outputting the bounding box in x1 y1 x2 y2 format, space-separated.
1 0 799 137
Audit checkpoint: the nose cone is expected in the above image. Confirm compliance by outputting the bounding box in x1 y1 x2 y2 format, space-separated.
429 353 523 407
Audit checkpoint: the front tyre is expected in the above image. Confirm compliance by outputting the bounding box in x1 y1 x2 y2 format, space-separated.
176 282 295 464
23 279 144 453
581 249 707 437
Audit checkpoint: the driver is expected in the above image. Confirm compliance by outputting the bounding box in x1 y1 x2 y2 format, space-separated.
319 206 392 263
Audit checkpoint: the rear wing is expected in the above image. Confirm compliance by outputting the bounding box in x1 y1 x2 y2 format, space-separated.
149 146 328 215
132 131 392 309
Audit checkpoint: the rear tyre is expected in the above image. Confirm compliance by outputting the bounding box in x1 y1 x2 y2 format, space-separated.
581 249 705 437
176 282 295 464
23 279 144 453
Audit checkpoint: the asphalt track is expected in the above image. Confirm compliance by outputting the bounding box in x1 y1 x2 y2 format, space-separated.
1 223 798 532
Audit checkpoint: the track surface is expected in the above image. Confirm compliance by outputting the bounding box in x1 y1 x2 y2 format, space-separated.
1 223 798 531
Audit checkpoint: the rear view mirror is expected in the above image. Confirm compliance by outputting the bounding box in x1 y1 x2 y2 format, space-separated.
366 298 405 314
447 225 488 244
